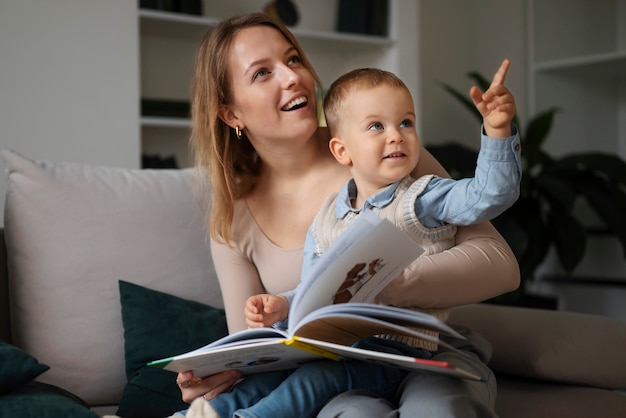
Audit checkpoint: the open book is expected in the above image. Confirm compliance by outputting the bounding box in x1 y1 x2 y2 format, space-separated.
149 210 481 381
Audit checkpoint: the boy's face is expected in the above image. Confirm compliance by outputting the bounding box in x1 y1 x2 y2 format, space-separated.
330 84 421 196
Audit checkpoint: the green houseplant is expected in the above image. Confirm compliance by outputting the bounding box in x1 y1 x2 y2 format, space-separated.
428 71 626 304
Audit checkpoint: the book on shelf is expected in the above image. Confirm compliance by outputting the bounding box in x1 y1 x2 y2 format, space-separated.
148 210 482 381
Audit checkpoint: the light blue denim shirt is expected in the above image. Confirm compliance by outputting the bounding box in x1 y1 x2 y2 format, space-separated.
277 126 521 330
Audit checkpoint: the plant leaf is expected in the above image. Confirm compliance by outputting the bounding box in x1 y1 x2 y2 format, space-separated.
466 71 491 92
495 197 550 281
523 107 559 166
575 175 626 257
437 82 482 124
550 153 626 186
547 208 587 273
534 173 577 208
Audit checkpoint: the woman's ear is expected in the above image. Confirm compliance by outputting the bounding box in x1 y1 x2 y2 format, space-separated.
218 104 241 129
329 137 352 166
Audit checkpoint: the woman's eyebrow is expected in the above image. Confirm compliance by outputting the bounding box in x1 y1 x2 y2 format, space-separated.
244 57 270 75
244 46 298 75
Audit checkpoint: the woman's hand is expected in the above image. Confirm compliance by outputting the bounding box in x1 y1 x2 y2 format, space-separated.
176 370 241 404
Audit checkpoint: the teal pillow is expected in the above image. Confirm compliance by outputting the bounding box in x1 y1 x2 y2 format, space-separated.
117 280 228 418
0 393 97 418
0 342 49 393
0 382 97 418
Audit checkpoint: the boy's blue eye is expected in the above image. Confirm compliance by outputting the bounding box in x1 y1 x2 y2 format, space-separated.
369 122 383 131
400 119 413 128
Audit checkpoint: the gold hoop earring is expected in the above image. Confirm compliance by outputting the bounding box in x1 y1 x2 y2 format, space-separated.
235 126 243 139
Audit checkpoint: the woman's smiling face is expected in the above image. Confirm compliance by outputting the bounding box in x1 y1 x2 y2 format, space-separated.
223 25 319 147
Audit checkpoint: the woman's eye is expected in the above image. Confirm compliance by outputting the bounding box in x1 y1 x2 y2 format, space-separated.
287 55 301 66
400 119 413 128
253 68 269 80
368 122 384 131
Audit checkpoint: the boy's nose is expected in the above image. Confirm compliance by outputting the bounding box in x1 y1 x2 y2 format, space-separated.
388 131 404 143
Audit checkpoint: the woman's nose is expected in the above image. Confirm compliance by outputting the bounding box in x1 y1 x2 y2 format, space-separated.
278 65 299 88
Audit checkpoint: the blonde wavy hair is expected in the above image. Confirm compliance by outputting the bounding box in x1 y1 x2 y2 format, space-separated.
190 13 322 243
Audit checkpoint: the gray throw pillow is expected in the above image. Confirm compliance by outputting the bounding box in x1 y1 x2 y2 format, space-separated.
1 149 224 406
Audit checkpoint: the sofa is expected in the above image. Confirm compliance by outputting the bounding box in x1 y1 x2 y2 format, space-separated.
0 149 625 418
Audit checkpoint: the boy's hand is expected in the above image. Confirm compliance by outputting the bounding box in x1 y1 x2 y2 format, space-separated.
470 59 516 138
244 294 289 328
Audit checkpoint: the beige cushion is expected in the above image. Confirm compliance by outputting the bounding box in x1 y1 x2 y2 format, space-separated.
449 303 626 390
2 149 223 406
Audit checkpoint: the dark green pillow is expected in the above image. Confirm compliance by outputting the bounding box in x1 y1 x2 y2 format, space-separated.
116 280 228 418
0 382 97 418
0 342 49 393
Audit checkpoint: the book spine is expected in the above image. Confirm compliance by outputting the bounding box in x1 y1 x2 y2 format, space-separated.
286 337 341 361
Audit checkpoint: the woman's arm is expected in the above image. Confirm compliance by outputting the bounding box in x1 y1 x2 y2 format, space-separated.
175 238 262 403
382 221 520 307
210 237 265 333
397 146 520 307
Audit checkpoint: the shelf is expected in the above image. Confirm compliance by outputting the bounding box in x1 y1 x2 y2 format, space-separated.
292 27 392 48
141 116 191 129
533 51 626 79
139 9 218 38
139 8 392 48
139 4 395 167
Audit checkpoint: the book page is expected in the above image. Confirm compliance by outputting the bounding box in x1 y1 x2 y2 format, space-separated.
154 339 329 377
294 337 482 381
289 210 423 328
147 327 289 370
193 327 288 351
295 303 464 340
292 314 441 347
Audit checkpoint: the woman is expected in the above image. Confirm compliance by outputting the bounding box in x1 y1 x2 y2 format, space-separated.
177 12 519 417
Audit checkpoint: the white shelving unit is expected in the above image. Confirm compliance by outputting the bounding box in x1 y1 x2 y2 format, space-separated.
527 0 626 321
140 116 192 129
527 0 626 159
138 1 398 168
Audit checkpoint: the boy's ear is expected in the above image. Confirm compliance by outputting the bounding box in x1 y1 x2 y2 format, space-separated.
329 137 352 166
218 104 240 129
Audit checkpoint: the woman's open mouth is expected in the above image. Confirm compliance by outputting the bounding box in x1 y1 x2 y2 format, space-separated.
282 96 308 111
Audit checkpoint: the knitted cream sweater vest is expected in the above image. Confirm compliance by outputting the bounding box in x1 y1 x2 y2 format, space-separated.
311 175 457 351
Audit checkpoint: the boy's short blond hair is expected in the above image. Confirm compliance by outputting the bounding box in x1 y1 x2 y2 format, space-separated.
323 68 409 136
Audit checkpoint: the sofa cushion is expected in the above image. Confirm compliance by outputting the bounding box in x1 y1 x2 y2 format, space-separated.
496 376 626 418
0 341 49 393
449 303 626 390
117 280 228 418
0 382 97 418
1 149 224 406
